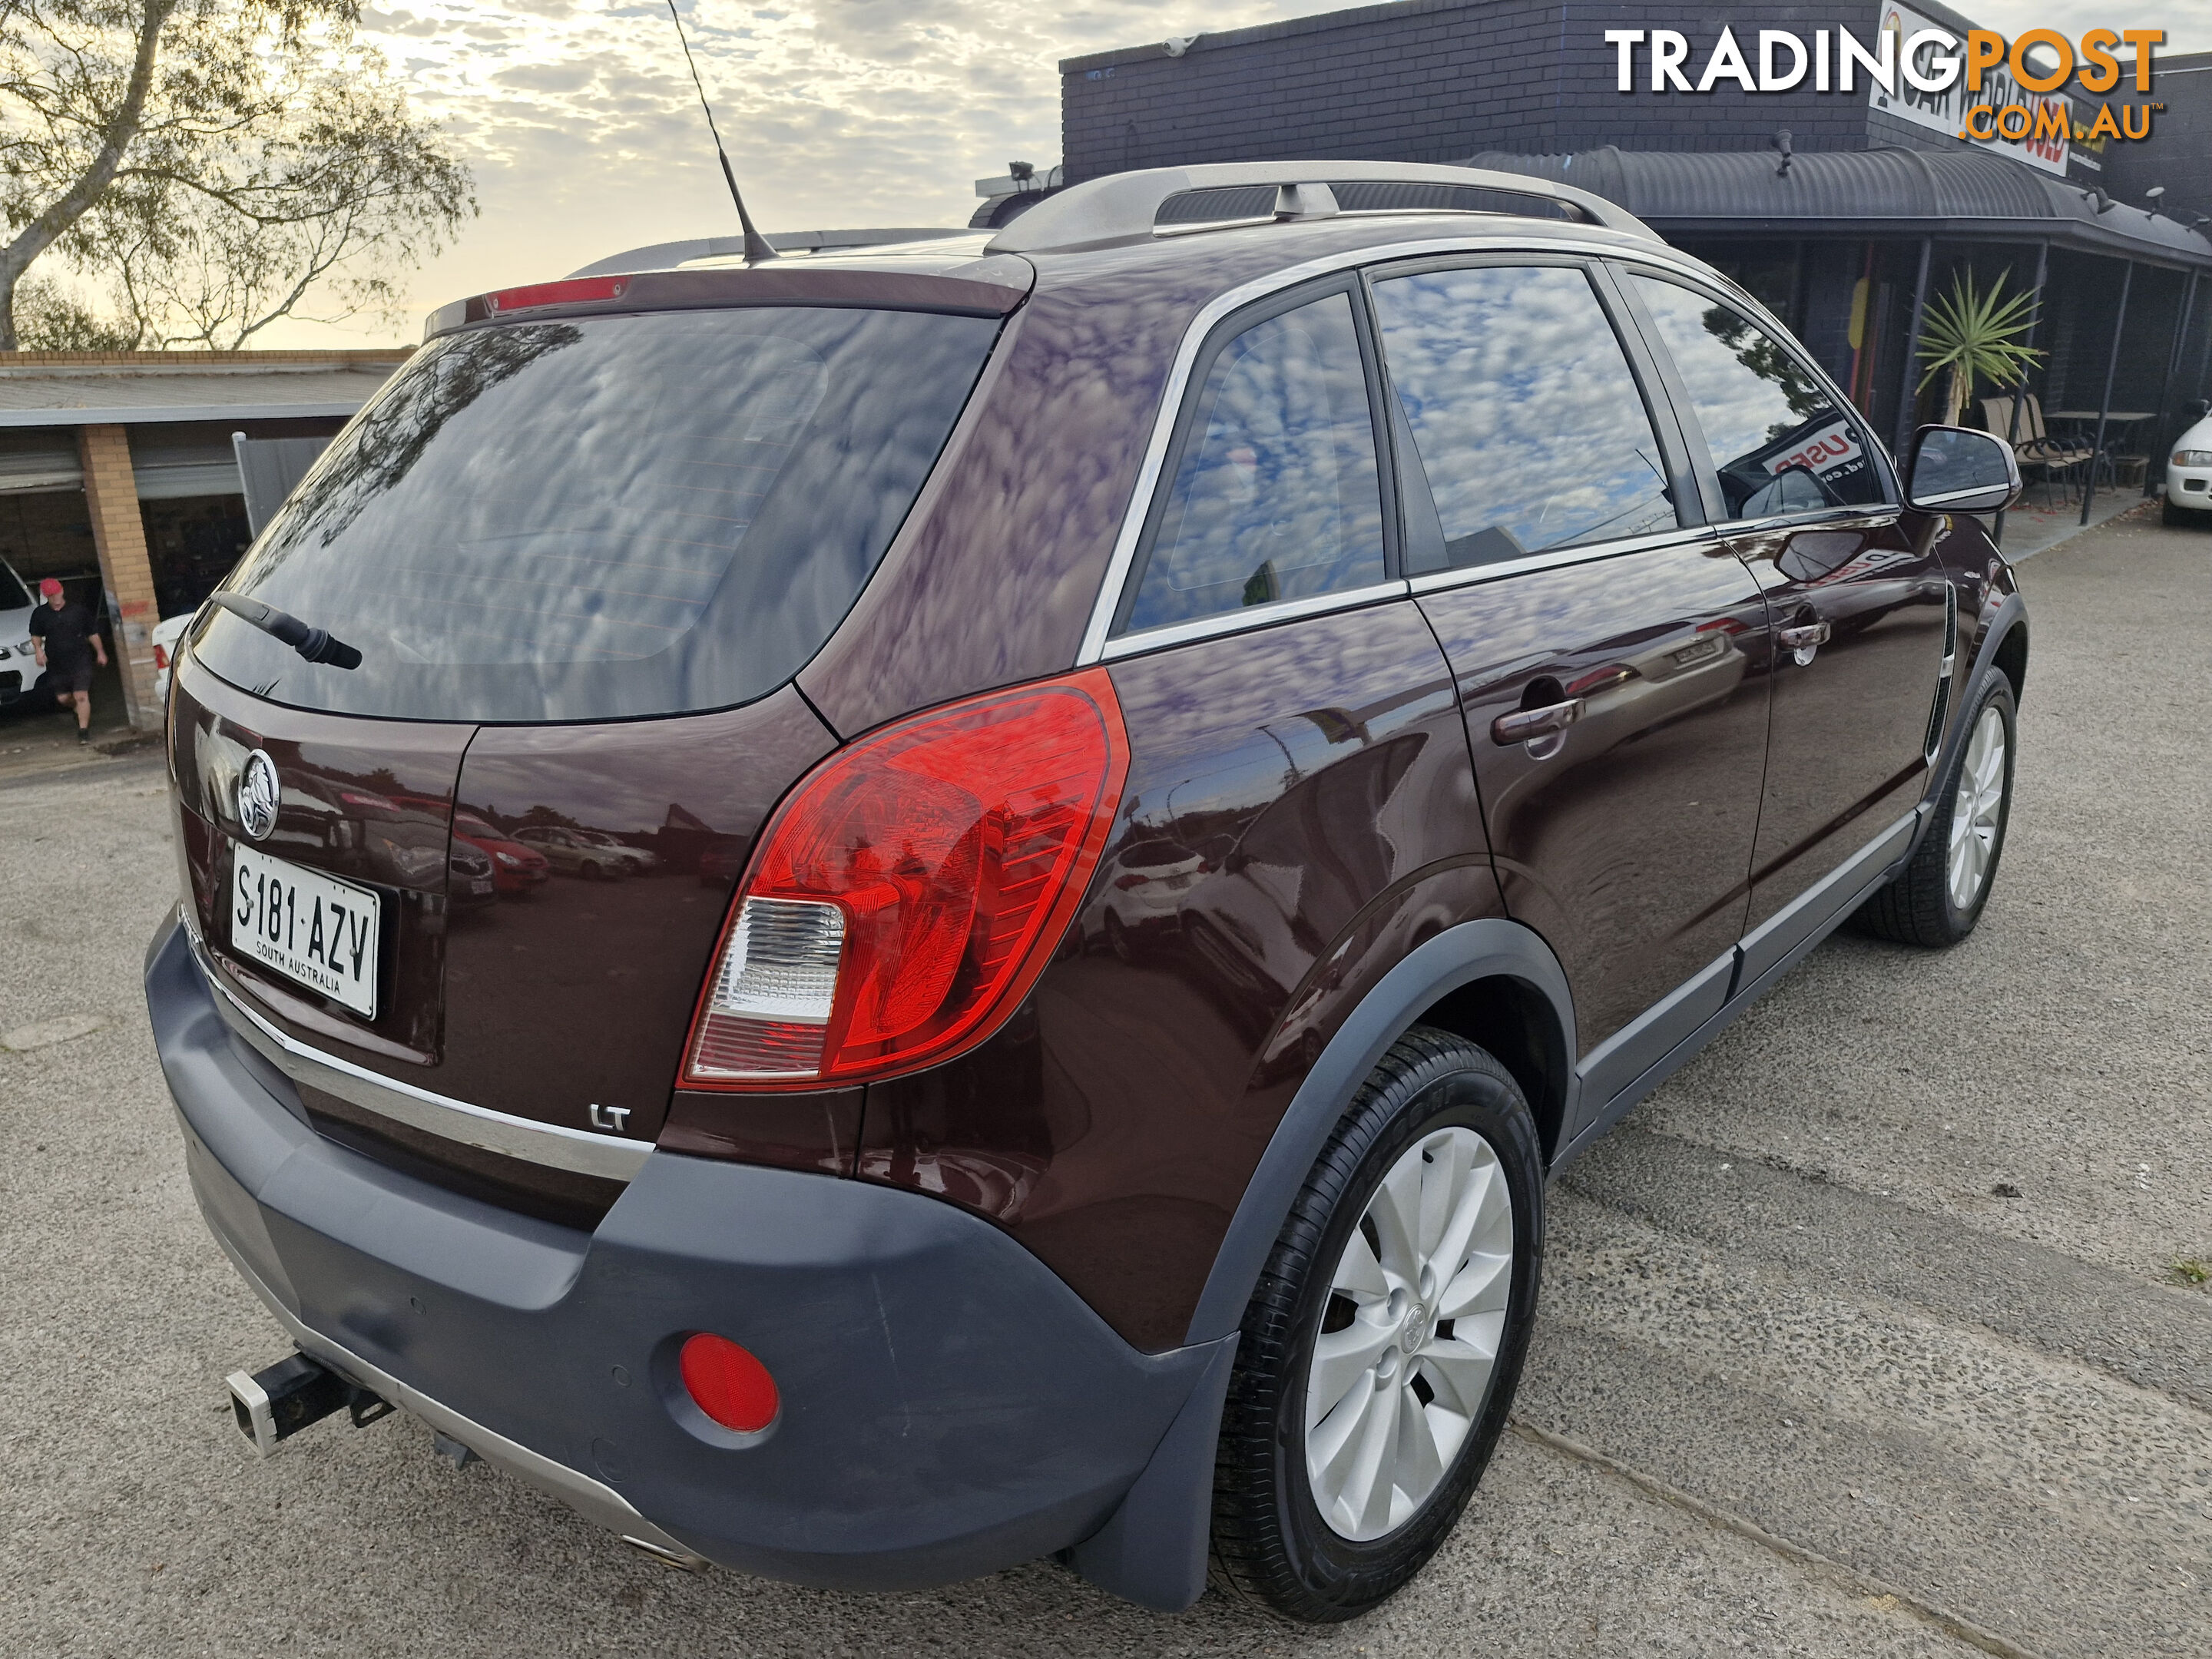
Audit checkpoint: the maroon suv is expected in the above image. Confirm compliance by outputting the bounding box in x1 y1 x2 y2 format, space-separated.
147 163 2028 1621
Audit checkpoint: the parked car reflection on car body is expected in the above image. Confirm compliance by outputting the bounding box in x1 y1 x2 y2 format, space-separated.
514 823 631 881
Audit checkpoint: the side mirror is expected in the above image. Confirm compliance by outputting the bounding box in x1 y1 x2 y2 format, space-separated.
1906 424 2022 514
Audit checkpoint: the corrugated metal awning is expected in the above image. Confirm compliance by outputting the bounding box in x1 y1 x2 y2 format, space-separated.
0 364 397 427
1464 147 2212 270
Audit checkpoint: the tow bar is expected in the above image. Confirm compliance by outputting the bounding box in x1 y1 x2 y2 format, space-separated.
226 1352 393 1457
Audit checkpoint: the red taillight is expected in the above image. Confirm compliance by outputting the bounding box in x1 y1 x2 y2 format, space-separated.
485 276 627 313
153 643 171 671
679 1333 778 1433
682 669 1130 1089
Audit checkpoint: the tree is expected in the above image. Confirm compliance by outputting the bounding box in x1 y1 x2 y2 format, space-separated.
0 0 474 349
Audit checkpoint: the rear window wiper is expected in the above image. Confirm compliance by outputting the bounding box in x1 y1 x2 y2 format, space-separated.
208 592 363 670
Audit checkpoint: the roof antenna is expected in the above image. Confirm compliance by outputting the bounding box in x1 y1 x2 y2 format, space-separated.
664 0 777 263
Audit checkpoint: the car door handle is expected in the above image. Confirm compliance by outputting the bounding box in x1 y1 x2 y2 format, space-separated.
1491 697 1585 746
1778 619 1831 667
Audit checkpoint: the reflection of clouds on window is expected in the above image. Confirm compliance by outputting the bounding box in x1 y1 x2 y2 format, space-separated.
1125 291 1383 633
1632 276 1883 517
197 306 997 722
744 359 828 444
1372 266 1675 568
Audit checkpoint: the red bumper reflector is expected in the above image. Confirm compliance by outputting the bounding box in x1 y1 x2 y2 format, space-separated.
679 1333 778 1433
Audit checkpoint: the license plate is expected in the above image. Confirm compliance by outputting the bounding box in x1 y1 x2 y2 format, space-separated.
230 844 382 1018
471 878 494 896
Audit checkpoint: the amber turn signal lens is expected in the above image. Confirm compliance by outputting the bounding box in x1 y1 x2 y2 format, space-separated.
678 1333 778 1433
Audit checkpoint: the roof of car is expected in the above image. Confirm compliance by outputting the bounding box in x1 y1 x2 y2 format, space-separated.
436 166 1675 341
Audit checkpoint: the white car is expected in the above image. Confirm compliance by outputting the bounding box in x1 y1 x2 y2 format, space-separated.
152 611 197 708
571 828 661 875
0 558 32 711
2166 411 2212 525
1098 836 1208 961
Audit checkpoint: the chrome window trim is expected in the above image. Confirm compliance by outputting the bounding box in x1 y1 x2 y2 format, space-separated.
1913 484 2008 509
184 922 650 1182
1073 233 1743 667
1099 580 1409 661
1405 525 1722 597
1711 508 1903 538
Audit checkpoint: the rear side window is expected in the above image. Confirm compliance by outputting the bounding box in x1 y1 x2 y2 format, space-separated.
194 306 1000 723
1118 289 1385 637
1370 263 1678 570
1629 274 1886 518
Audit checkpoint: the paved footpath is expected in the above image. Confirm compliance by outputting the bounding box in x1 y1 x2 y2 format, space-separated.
2 508 2206 1657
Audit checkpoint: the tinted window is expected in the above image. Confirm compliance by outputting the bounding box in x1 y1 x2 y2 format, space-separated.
0 562 28 611
192 306 999 723
1371 264 1677 571
1631 274 1886 518
1120 290 1384 635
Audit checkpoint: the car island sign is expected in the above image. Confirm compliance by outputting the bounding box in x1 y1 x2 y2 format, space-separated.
1602 18 2166 174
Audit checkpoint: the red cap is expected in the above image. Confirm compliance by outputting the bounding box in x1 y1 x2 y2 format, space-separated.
38 578 61 598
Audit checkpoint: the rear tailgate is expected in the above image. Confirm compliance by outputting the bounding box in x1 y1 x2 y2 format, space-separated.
173 654 471 1065
435 690 835 1144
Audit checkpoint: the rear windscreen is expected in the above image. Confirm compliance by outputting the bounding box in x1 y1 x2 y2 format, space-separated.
0 564 28 611
192 306 1000 722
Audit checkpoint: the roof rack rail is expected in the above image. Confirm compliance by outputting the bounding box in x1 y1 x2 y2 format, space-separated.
983 161 1657 253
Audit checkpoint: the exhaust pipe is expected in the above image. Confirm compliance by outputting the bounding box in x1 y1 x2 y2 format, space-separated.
226 1353 392 1457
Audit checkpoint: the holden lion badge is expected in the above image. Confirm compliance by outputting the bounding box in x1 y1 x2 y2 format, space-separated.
237 750 280 841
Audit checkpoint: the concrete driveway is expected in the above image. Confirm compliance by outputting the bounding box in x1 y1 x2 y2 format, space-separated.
2 508 2206 1657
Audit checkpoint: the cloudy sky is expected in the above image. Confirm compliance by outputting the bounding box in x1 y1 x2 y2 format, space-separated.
298 1 2212 350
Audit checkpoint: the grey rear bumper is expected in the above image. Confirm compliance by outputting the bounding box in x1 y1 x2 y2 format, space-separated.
147 913 1230 1599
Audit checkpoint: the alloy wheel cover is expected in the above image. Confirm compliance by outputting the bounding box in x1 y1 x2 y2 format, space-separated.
1304 1125 1515 1541
1947 704 2008 912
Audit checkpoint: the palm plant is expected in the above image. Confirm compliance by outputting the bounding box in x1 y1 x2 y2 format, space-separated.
1917 270 2044 427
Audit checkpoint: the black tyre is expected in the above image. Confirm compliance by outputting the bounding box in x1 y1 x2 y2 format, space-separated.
1104 909 1134 963
2165 496 2206 528
1852 668 2016 947
1210 1027 1544 1622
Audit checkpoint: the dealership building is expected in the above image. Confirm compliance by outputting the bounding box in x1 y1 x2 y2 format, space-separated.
1036 1 2212 492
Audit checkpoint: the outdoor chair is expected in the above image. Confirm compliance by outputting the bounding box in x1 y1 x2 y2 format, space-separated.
1982 396 2078 506
2022 394 2095 479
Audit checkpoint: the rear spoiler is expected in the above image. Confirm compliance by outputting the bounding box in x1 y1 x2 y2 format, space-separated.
422 261 1034 342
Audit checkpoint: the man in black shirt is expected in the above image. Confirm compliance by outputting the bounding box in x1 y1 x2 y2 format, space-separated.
28 578 108 743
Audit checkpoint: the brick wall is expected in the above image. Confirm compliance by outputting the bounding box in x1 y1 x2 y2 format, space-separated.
76 423 161 730
1060 0 2001 181
2089 51 2212 222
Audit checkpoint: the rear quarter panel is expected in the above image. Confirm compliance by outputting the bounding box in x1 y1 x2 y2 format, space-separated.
855 602 1498 1350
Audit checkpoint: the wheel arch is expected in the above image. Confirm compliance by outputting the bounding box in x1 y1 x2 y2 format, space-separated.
1990 614 2028 704
1916 591 2028 853
1412 972 1572 1165
1181 916 1575 1349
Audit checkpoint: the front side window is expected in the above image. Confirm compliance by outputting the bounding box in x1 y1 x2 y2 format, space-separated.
1370 263 1679 570
1119 289 1385 636
1631 273 1886 519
